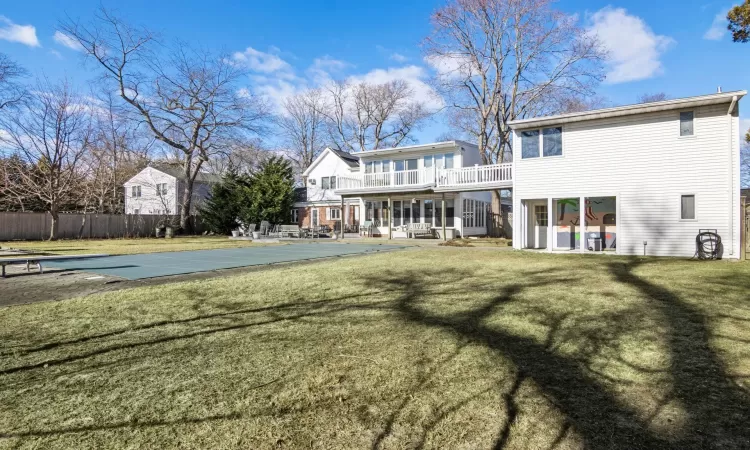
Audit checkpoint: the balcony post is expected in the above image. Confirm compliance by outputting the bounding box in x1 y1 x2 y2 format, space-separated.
441 193 446 241
388 196 393 240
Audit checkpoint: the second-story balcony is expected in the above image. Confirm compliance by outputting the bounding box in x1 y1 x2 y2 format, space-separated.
335 163 512 195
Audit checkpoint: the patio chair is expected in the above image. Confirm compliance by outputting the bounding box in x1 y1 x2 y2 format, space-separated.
360 220 373 237
267 224 281 238
259 221 271 236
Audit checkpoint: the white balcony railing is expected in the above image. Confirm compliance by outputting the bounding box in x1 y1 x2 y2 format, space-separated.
438 163 512 188
336 163 512 192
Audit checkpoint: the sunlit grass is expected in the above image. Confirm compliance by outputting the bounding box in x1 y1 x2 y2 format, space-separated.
0 250 748 449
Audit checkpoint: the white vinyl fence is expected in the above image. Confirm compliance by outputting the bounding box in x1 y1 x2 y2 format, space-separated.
0 212 206 241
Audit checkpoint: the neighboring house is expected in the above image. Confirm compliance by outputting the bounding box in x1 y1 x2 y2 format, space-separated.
123 164 220 215
312 90 745 258
510 90 745 258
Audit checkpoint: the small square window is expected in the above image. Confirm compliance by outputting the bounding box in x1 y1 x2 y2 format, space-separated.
680 111 694 136
681 195 695 220
521 130 540 159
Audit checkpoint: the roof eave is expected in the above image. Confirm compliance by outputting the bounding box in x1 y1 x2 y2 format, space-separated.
508 91 747 130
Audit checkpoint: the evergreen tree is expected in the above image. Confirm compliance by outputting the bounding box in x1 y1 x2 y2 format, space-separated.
240 156 295 225
728 0 750 43
199 172 248 234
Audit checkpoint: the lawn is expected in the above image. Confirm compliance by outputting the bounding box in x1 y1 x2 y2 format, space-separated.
1 249 749 449
0 236 277 257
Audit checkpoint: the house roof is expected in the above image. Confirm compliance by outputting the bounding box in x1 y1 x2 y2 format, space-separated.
356 140 477 158
302 148 360 177
150 164 222 184
508 91 747 130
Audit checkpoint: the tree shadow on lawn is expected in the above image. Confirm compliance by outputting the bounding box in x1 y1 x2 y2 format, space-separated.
362 260 750 450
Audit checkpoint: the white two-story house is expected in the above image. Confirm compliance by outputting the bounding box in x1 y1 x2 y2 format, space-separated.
510 90 744 258
124 164 219 215
297 90 745 258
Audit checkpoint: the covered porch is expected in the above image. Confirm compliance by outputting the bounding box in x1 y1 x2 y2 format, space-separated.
349 193 490 240
519 196 617 253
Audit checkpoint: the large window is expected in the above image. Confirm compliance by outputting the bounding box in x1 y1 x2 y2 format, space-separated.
446 199 455 227
681 194 696 220
521 127 563 159
291 209 299 223
521 130 540 159
543 127 563 157
680 111 694 137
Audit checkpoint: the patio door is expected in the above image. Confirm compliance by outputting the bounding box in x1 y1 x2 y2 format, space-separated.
311 209 319 228
527 203 548 249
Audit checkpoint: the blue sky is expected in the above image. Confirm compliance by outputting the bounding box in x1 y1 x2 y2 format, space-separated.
1 0 748 143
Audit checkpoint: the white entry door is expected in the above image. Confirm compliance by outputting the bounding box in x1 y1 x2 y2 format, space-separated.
527 203 548 249
311 209 319 228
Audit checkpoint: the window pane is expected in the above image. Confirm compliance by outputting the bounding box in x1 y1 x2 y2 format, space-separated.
412 200 420 223
681 195 695 219
424 155 433 168
444 153 454 169
446 199 454 227
435 201 443 227
330 176 336 189
680 111 694 136
543 127 562 157
365 162 373 173
382 160 391 172
393 201 402 226
406 159 418 170
424 200 433 226
321 177 330 189
521 130 540 159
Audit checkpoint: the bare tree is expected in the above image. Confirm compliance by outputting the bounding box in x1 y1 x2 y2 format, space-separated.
61 9 267 230
322 79 432 152
278 88 327 173
0 53 26 110
742 133 750 188
0 79 92 239
637 92 669 103
425 0 605 208
83 91 151 214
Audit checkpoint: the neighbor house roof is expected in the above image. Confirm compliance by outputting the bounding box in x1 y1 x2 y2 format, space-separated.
150 164 222 184
508 91 747 130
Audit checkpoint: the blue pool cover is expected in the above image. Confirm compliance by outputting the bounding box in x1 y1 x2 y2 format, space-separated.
50 243 405 280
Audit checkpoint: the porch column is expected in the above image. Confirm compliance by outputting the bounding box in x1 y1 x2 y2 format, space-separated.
547 197 553 253
580 196 586 253
388 196 393 240
441 193 446 241
340 195 345 240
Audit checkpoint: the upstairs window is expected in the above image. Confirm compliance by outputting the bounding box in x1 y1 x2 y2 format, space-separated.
156 183 168 195
521 130 540 159
521 127 563 159
680 111 694 136
321 177 331 189
131 185 141 198
543 127 563 157
330 176 336 189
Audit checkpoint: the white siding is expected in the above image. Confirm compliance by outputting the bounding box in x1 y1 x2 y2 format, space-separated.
512 102 741 258
305 150 357 203
123 167 178 215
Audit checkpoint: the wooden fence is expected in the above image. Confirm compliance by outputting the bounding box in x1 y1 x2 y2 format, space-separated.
0 212 206 241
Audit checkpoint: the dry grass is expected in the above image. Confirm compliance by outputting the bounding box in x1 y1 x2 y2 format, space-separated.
0 236 276 257
0 249 749 449
440 237 511 247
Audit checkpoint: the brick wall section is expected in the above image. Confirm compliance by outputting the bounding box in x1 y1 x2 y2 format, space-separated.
297 205 359 229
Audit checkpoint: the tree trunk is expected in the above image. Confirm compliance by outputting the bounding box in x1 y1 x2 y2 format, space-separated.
49 207 59 241
180 180 193 232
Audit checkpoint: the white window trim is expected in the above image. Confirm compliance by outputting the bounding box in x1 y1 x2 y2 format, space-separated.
518 126 564 160
679 193 698 221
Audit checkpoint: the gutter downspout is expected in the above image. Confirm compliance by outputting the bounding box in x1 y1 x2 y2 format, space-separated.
728 96 738 256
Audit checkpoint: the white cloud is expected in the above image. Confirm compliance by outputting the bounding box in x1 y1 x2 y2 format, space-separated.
424 53 476 80
0 16 40 47
53 31 83 51
704 9 730 40
346 65 443 111
390 53 408 63
232 46 295 78
586 7 675 84
306 55 350 84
